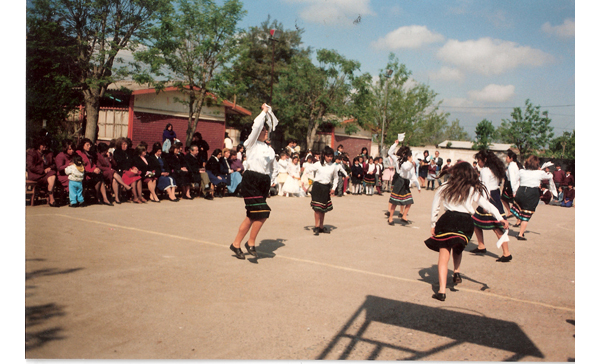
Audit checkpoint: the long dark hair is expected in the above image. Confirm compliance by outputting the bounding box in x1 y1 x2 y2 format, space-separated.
474 149 505 181
396 146 412 168
440 162 488 204
320 146 334 166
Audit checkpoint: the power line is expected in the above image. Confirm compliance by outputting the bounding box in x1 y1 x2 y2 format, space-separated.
439 104 574 110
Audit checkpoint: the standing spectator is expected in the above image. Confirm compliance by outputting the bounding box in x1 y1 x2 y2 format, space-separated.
27 138 59 207
236 144 245 161
277 152 290 196
382 154 395 192
432 151 444 187
350 156 364 195
285 140 296 156
418 150 430 188
563 170 574 187
224 132 234 149
552 164 566 190
191 132 210 163
426 159 437 190
64 154 86 207
334 144 344 157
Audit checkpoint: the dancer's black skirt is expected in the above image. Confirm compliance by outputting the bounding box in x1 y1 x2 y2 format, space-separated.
473 189 506 230
240 170 271 220
389 176 414 205
310 181 333 213
424 211 474 254
510 186 540 222
501 179 514 203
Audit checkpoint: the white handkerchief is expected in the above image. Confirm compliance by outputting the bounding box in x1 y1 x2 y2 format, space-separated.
496 229 509 249
265 105 279 132
398 133 405 142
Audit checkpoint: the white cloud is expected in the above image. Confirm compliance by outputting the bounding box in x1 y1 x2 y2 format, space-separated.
287 0 375 26
542 18 575 39
436 37 554 75
443 97 473 108
372 25 445 50
468 84 515 102
428 66 464 82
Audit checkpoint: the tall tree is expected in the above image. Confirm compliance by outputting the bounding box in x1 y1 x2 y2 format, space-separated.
275 49 361 151
547 130 575 159
472 119 496 150
26 7 83 145
28 0 172 142
134 0 246 147
443 119 471 142
497 99 554 158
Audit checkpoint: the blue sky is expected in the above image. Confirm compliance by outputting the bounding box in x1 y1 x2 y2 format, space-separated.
237 0 576 138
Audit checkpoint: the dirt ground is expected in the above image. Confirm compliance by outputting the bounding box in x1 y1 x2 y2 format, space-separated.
22 187 575 361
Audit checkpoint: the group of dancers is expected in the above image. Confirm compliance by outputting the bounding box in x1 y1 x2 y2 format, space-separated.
230 104 559 303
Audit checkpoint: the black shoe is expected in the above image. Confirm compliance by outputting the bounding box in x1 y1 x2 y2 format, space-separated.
453 273 462 284
182 196 193 200
496 255 513 262
388 220 394 226
516 235 527 241
169 197 179 202
313 227 320 236
470 247 487 254
204 194 214 200
400 218 411 224
114 200 122 205
78 202 87 207
49 201 60 207
69 203 78 208
319 227 330 234
384 211 390 217
230 244 245 259
244 242 257 257
432 293 446 301
102 201 114 206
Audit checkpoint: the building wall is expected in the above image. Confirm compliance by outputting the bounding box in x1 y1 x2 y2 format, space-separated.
131 111 225 155
334 135 372 159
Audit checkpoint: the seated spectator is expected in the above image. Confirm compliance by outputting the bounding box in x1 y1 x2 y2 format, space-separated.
76 138 113 206
26 137 59 207
113 137 133 174
121 165 143 203
191 132 210 163
229 151 244 174
165 142 192 199
97 143 131 204
185 144 214 200
133 145 160 203
205 148 230 198
55 140 76 192
222 148 242 195
561 183 575 207
147 142 179 202
539 183 553 205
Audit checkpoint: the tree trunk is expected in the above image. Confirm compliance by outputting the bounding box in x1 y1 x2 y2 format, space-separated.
83 89 101 142
306 119 319 151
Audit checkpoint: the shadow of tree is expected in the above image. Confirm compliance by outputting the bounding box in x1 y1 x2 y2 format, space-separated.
317 295 545 361
26 267 84 281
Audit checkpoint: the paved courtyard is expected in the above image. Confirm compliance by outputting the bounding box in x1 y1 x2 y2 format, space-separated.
23 189 575 360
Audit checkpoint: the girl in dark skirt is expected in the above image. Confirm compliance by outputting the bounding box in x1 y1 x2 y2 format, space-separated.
500 150 520 217
302 146 339 235
386 141 420 225
425 162 508 301
470 150 512 262
510 155 557 240
230 104 279 259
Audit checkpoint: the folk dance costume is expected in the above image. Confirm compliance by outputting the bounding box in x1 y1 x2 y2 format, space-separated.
239 109 279 220
425 184 504 255
510 169 556 222
303 161 340 213
472 167 506 231
388 142 420 206
501 160 520 204
364 162 376 194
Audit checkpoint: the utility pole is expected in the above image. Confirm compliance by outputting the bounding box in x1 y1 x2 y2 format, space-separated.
379 69 393 156
269 29 280 105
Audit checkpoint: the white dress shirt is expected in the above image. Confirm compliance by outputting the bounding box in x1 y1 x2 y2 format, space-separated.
506 161 520 192
479 167 500 191
243 110 279 185
431 184 503 228
303 161 340 192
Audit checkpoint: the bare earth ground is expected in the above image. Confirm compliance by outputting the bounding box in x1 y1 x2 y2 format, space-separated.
24 188 575 361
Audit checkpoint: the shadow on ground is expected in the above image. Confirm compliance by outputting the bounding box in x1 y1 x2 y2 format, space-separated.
317 295 544 361
247 238 286 264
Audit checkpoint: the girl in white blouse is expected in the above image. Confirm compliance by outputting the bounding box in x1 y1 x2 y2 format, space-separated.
302 146 340 235
510 155 557 240
386 141 420 225
470 150 512 262
425 162 508 301
229 104 279 260
501 150 520 216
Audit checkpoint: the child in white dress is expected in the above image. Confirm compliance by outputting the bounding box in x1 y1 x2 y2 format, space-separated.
281 155 302 196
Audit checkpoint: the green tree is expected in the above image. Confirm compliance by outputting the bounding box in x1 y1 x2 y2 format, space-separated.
443 119 471 142
28 0 172 143
547 130 575 159
472 119 496 150
26 7 83 145
497 99 554 158
134 0 246 147
223 17 309 122
275 49 362 150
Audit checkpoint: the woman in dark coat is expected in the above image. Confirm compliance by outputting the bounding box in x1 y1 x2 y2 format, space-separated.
164 142 192 199
113 137 133 174
206 148 230 197
76 138 113 205
55 140 76 191
132 145 159 202
147 142 179 202
96 143 131 204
